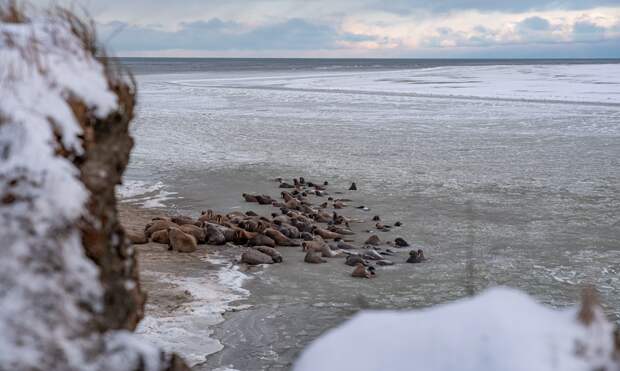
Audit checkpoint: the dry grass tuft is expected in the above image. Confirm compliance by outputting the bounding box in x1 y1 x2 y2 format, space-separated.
0 0 28 23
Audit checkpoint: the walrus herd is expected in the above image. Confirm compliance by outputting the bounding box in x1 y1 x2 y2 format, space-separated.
128 177 428 279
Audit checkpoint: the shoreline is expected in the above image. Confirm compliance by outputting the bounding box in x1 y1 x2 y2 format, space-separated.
119 204 253 369
117 176 424 370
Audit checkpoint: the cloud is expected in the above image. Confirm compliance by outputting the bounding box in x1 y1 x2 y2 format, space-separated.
72 0 620 57
100 18 362 51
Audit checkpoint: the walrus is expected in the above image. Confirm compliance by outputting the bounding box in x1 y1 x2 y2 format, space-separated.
345 255 367 267
256 195 273 205
312 227 342 240
150 229 169 244
320 244 343 258
253 246 283 263
205 224 226 245
372 215 381 222
264 228 299 246
249 234 276 247
285 198 301 209
376 259 394 266
349 182 357 191
171 215 197 226
337 240 357 250
241 249 273 265
375 222 391 230
302 240 325 252
394 237 410 247
274 222 301 239
180 224 207 244
126 230 147 244
300 232 314 241
279 182 295 188
394 221 402 227
364 235 381 246
145 219 178 238
246 210 258 217
168 227 197 253
304 251 326 264
328 226 354 235
232 229 257 245
333 201 346 209
407 249 426 263
243 193 258 203
362 249 384 261
352 263 374 278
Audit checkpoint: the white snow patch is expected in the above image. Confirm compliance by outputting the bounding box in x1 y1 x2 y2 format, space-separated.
136 253 250 366
294 287 619 371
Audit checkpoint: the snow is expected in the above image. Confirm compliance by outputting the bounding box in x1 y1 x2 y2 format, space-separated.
136 254 251 366
294 287 619 371
0 10 169 371
180 63 620 105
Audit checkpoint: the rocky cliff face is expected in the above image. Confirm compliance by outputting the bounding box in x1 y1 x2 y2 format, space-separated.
0 3 187 370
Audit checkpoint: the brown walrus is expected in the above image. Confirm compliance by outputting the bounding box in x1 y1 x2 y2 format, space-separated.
351 263 374 278
249 234 276 248
328 225 354 235
168 227 197 253
171 215 198 226
180 224 207 244
312 227 342 240
304 251 326 264
253 246 283 263
145 219 178 238
243 193 258 202
364 235 381 246
320 244 343 258
256 195 273 205
150 229 170 244
302 240 325 252
394 237 410 247
264 228 298 246
345 255 367 267
241 249 273 265
232 229 258 245
126 229 147 244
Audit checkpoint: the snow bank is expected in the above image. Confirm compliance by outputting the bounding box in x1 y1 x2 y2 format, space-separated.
0 5 184 370
294 287 619 371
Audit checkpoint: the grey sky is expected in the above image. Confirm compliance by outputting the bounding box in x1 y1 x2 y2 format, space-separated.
33 0 620 57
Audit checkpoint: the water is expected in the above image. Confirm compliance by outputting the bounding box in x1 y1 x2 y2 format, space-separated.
118 58 620 370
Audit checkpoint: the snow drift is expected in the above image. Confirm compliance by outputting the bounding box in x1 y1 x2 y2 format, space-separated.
294 287 620 371
0 3 187 370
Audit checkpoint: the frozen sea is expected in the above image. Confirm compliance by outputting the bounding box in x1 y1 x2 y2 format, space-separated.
118 58 620 370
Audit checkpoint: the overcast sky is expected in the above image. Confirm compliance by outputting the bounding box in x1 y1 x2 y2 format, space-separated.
33 0 620 57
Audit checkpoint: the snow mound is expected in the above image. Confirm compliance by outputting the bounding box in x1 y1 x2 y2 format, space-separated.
294 287 619 371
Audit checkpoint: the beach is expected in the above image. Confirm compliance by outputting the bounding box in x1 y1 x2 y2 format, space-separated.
117 59 620 370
